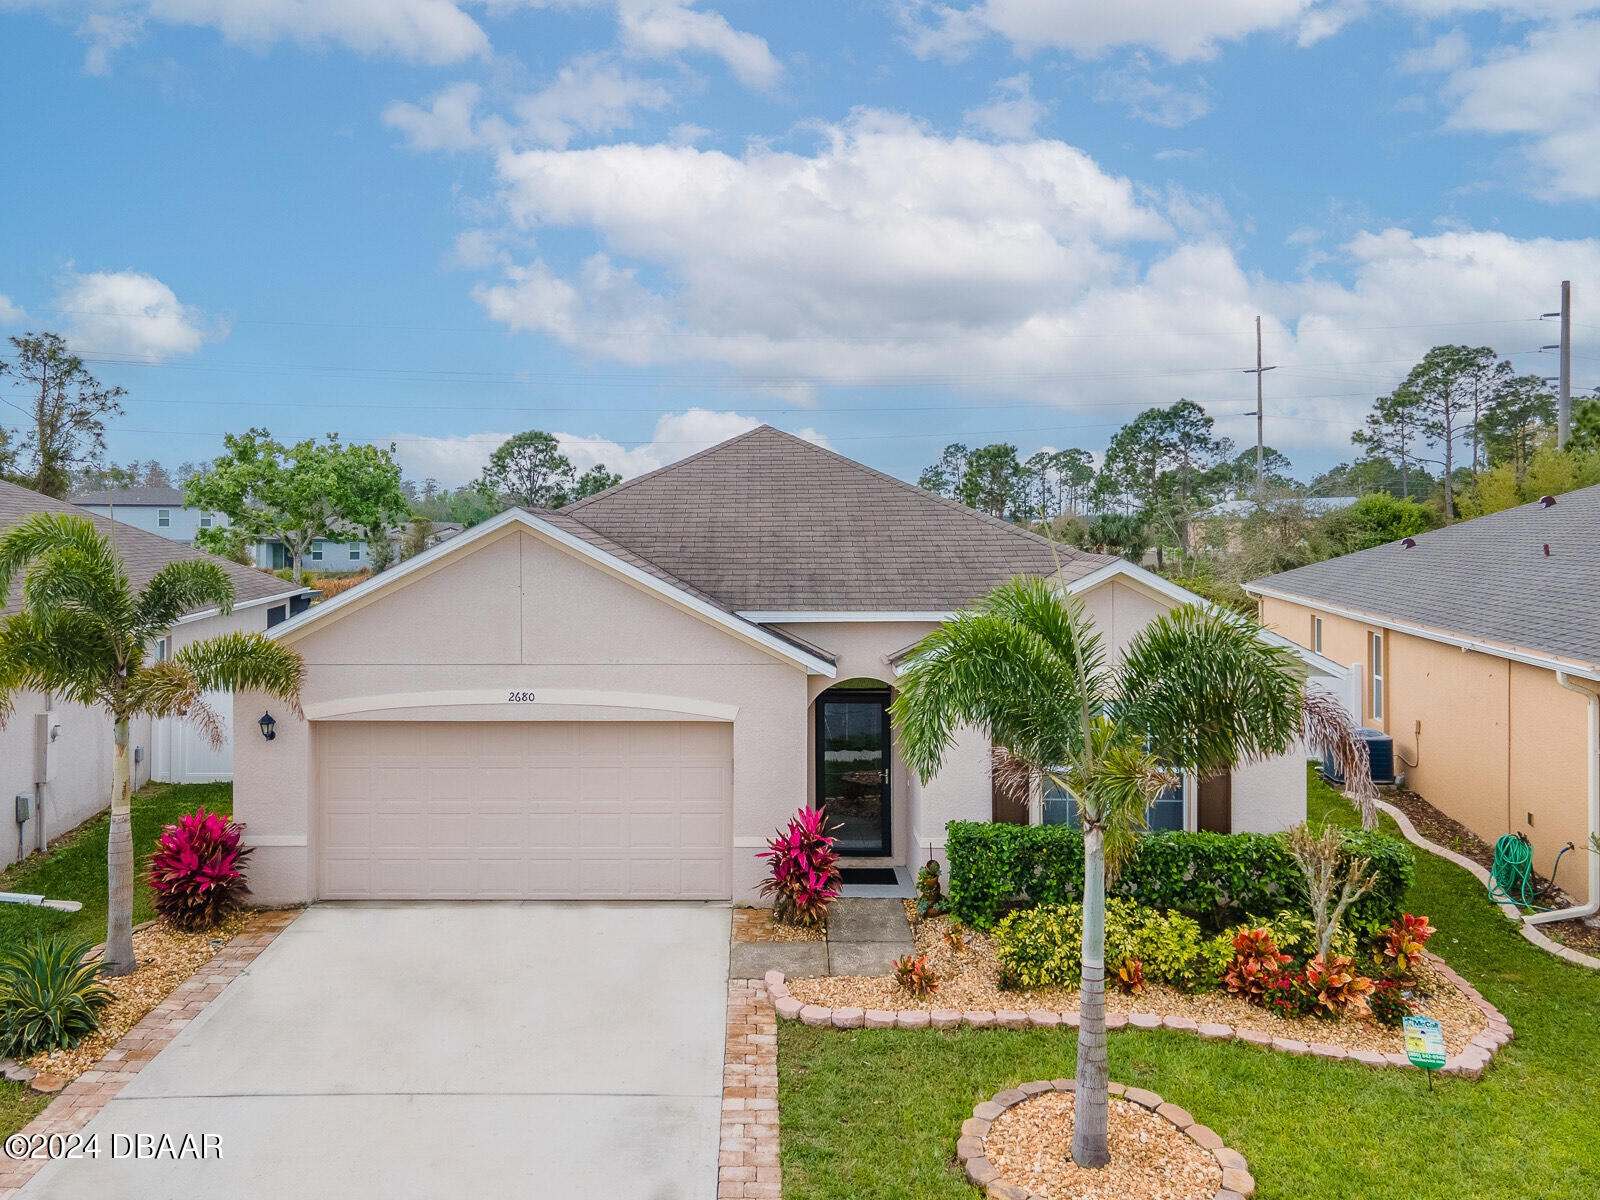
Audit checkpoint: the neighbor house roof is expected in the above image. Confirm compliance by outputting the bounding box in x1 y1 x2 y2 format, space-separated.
1245 485 1600 672
1 480 307 618
71 486 189 507
561 425 1114 611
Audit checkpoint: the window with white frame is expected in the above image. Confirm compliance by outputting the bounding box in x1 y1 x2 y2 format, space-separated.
155 637 169 662
199 512 212 528
157 509 171 527
349 541 360 561
1368 630 1384 723
1311 615 1323 654
311 541 323 561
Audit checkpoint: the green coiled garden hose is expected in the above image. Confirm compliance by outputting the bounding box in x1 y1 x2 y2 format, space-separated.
1487 833 1549 910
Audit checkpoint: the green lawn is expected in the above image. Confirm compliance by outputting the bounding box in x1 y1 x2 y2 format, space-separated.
1 781 233 1134
778 768 1600 1199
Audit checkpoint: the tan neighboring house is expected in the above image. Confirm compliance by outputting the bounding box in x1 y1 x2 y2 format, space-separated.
0 480 313 869
235 427 1344 908
1246 486 1600 911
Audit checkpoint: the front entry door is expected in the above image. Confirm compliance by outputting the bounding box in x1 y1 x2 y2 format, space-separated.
816 690 891 856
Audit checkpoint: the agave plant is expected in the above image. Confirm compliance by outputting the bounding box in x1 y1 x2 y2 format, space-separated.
147 808 255 931
0 936 114 1057
756 806 842 927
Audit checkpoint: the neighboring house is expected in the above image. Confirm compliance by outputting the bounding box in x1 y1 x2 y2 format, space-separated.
73 489 459 572
236 427 1343 907
1 481 314 867
1247 486 1600 907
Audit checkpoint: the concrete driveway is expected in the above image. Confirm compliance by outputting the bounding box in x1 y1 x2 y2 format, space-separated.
22 902 731 1200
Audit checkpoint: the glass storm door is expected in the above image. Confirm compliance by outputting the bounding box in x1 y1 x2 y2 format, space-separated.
816 691 891 856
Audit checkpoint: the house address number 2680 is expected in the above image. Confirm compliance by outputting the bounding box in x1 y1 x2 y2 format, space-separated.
506 691 537 702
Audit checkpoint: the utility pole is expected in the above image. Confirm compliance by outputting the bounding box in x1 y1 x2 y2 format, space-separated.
1544 280 1572 446
1242 316 1276 501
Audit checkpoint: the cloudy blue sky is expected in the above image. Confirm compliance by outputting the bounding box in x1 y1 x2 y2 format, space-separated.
1 1 1597 488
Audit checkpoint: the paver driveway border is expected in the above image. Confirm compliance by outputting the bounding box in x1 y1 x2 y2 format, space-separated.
0 908 302 1198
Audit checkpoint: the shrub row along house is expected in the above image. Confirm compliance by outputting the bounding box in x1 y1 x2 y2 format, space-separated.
235 427 1349 906
1247 484 1600 913
0 480 313 868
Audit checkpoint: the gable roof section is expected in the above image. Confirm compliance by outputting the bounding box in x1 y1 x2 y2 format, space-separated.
1245 485 1600 674
563 425 1115 611
0 480 307 618
267 506 837 676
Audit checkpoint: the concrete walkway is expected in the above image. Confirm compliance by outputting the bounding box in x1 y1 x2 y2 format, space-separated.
21 902 731 1200
729 898 914 978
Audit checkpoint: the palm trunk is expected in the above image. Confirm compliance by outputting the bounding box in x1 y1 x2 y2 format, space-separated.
1071 824 1110 1168
104 719 136 977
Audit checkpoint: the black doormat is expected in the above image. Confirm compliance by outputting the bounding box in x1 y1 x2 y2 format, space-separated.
839 867 900 886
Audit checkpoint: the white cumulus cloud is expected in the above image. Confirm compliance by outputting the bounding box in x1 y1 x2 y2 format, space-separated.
10 0 491 70
55 270 218 361
387 408 829 487
449 112 1597 453
1432 16 1600 199
0 294 25 325
963 73 1047 139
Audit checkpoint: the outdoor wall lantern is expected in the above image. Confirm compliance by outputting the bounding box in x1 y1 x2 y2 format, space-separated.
258 712 277 741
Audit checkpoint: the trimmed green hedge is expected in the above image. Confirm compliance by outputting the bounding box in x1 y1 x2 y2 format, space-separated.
944 821 1412 932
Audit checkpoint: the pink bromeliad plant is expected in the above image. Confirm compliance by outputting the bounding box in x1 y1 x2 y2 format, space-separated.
757 807 842 927
147 808 255 932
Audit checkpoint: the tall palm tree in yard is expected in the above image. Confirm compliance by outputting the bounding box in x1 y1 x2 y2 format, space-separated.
892 576 1371 1168
0 513 304 976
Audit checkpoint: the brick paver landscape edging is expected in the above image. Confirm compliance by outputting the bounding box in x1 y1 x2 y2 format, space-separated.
956 1077 1257 1200
0 908 302 1199
720 980 781 1199
762 952 1513 1079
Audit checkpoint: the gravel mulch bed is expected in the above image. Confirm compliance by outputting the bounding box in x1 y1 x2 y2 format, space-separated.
782 911 1485 1055
25 917 246 1081
985 1091 1220 1200
732 907 824 943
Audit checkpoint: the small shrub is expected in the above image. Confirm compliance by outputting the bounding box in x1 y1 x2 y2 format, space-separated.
996 900 1224 992
756 807 841 927
1369 980 1413 1029
1225 910 1355 968
893 954 939 997
942 925 967 954
994 904 1083 988
1380 913 1436 980
1115 958 1146 996
0 937 113 1057
148 808 255 931
915 859 946 918
996 964 1023 992
1304 954 1374 1019
1222 928 1291 1006
1263 971 1319 1019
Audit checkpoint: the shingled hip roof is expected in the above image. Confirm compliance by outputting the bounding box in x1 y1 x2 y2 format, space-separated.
1246 484 1600 674
0 480 307 618
561 425 1113 612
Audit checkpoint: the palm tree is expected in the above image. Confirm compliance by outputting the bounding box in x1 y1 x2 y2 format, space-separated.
0 513 304 976
892 576 1370 1168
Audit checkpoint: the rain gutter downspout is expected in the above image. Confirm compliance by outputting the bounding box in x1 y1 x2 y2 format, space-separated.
1527 672 1600 925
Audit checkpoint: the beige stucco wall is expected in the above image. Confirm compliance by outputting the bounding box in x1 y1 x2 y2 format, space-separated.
236 525 815 905
1 698 152 871
1260 595 1592 904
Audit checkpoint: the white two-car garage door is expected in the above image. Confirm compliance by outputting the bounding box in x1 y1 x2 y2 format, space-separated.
316 721 732 900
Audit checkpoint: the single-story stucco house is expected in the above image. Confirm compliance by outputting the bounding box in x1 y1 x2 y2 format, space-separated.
236 427 1347 907
0 480 314 869
1247 484 1600 913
